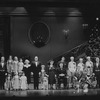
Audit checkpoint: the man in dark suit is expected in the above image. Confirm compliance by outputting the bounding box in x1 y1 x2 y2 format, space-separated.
93 57 100 88
31 56 41 90
0 56 7 90
57 62 67 89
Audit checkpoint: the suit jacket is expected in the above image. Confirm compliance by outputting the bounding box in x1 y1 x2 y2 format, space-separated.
93 62 100 74
0 61 7 74
31 61 41 76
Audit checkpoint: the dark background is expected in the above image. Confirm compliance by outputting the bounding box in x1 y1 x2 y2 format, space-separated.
0 0 99 64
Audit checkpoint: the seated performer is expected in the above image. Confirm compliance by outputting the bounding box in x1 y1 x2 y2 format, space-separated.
57 63 67 89
57 57 67 69
75 58 85 81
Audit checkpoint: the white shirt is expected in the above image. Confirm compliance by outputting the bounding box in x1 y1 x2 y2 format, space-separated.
68 61 76 73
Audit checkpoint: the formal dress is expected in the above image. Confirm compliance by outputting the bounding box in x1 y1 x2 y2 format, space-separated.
7 60 13 74
20 75 28 90
12 75 20 90
57 68 67 89
31 61 41 89
18 62 24 73
13 61 19 74
4 76 12 90
48 66 56 85
23 64 31 84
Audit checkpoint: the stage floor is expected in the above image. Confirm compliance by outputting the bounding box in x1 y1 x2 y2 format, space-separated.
0 89 100 97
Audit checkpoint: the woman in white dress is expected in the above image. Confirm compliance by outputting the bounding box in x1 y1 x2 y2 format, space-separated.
40 65 48 89
12 72 20 90
4 73 12 90
18 58 24 76
20 72 28 90
7 55 13 75
13 56 19 74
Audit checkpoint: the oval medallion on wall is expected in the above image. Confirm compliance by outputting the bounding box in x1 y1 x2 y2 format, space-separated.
28 21 50 48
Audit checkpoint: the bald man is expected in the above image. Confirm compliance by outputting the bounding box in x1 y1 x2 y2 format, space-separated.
31 56 41 90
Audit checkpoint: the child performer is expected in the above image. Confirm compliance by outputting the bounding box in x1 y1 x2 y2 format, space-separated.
12 72 20 90
20 72 28 90
4 73 12 90
40 65 48 90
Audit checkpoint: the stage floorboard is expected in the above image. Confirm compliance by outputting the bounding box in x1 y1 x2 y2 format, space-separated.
0 89 100 97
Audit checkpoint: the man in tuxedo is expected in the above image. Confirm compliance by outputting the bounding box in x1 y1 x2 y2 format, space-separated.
31 56 41 89
93 57 100 88
0 56 7 89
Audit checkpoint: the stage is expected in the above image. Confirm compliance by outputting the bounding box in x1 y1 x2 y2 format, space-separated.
0 89 100 97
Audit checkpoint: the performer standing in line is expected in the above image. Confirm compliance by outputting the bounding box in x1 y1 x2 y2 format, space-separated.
48 60 56 89
23 59 31 89
30 56 41 90
93 57 100 88
7 55 13 75
67 56 76 88
20 72 28 90
0 56 7 90
18 58 24 76
76 58 85 80
13 56 19 75
57 62 67 89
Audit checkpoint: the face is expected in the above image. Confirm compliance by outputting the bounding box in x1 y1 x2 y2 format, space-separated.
1 57 5 62
34 56 38 61
41 65 45 69
20 58 23 62
50 61 54 65
9 55 12 60
70 56 74 61
14 56 18 61
87 57 90 61
61 57 65 61
59 63 63 69
79 58 83 63
96 57 99 62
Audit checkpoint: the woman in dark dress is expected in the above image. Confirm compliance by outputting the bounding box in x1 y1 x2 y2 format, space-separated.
23 59 31 89
48 60 56 89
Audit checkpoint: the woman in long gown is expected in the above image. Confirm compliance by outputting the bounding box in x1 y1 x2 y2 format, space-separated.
20 72 28 90
7 55 13 75
23 59 31 89
12 72 20 90
13 56 19 75
48 60 56 89
18 58 24 76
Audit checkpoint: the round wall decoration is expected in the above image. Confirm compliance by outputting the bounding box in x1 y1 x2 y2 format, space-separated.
28 21 50 48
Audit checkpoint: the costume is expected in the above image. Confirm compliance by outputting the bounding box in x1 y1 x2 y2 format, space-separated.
20 75 28 90
31 61 41 89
